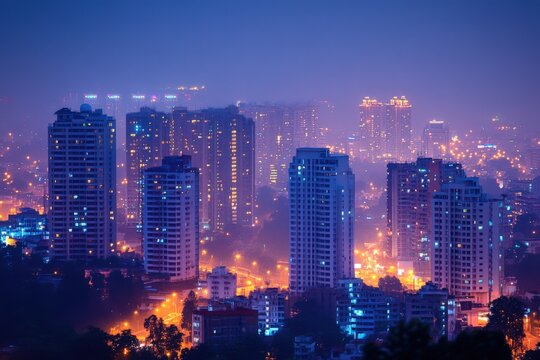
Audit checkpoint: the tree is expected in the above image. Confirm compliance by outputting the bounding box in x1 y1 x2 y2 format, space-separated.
111 329 140 359
164 324 183 359
272 299 345 359
143 315 183 359
378 275 403 293
67 327 113 360
108 270 144 318
181 290 198 331
363 319 432 360
441 329 512 360
487 296 526 357
144 315 167 357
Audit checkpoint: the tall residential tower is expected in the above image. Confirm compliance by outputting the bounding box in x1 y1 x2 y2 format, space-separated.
386 158 464 278
142 156 199 281
431 177 503 305
48 104 116 260
125 107 171 230
288 148 355 295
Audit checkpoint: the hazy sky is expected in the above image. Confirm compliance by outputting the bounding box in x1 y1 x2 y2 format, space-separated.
1 0 539 136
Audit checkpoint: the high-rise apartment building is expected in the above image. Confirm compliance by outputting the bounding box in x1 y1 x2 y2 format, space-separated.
48 104 116 260
288 148 355 296
387 158 464 278
172 106 254 232
239 103 320 192
358 96 412 162
431 177 504 305
385 96 412 161
126 108 172 230
358 97 385 161
422 120 450 159
142 156 199 281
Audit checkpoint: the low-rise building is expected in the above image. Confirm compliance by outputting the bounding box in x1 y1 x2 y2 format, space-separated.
192 307 258 347
249 287 288 336
206 266 237 300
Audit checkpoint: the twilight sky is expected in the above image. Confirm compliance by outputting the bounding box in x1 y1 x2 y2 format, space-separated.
0 0 539 136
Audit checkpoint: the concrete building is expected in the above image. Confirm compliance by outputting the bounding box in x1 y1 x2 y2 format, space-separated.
387 158 464 278
422 120 450 159
192 307 258 347
172 106 254 232
48 105 116 260
357 96 412 162
431 177 504 305
249 287 287 336
206 266 237 300
142 156 199 281
289 148 355 295
126 107 172 230
239 103 320 192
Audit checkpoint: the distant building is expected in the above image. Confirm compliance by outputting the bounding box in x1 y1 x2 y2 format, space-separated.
422 120 450 158
206 266 237 299
337 279 455 341
48 105 116 260
431 177 504 305
239 102 320 192
172 106 254 232
142 156 199 281
126 108 172 230
289 148 355 296
249 287 287 336
357 96 412 162
387 158 465 278
0 208 48 252
192 307 258 347
337 278 401 340
403 282 456 340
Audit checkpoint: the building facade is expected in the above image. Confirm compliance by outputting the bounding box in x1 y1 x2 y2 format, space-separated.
249 287 287 336
206 266 238 299
387 158 464 278
289 148 355 295
48 105 116 260
431 177 504 305
358 96 412 162
142 156 199 281
172 106 255 232
422 120 450 159
192 307 258 347
126 107 172 230
239 103 320 192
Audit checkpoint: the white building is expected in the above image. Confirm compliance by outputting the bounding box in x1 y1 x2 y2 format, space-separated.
288 148 355 296
142 156 199 281
206 266 237 299
431 177 503 305
249 287 287 336
48 104 116 260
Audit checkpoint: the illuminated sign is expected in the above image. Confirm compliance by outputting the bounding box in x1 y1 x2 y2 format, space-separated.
107 94 120 100
132 95 145 100
84 94 98 99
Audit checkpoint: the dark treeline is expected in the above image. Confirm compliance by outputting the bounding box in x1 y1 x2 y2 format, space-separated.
3 243 538 360
0 244 144 358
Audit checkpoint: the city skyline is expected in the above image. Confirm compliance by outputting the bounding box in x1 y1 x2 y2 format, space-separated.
1 2 540 359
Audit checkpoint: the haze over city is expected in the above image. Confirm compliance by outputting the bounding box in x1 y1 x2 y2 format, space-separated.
1 1 540 360
1 0 540 138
